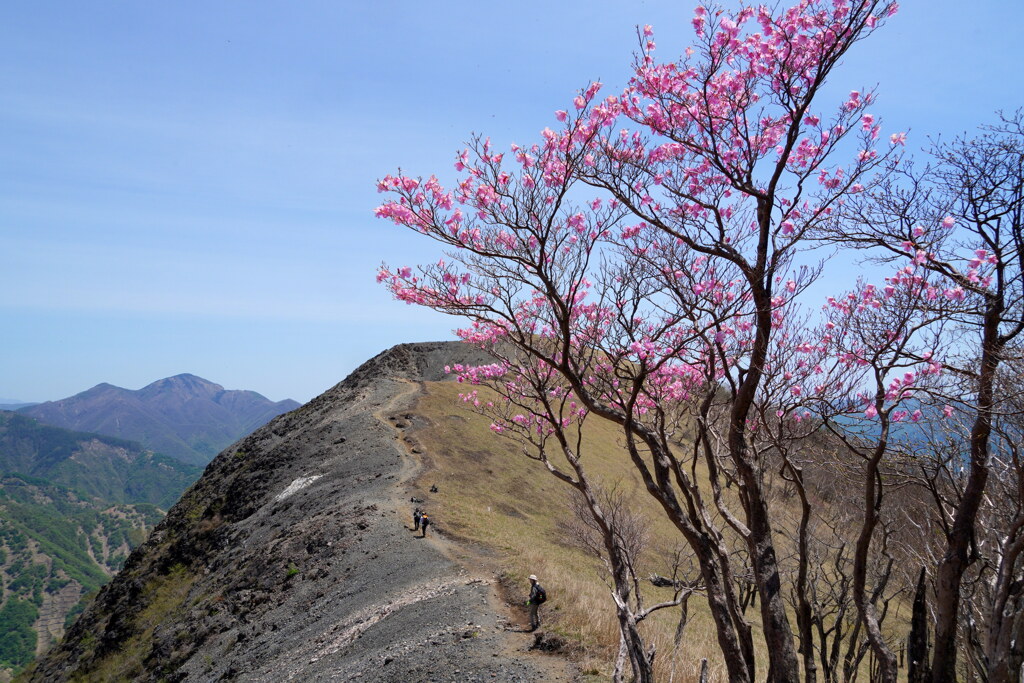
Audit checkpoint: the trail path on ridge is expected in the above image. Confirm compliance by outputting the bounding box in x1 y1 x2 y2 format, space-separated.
28 342 579 683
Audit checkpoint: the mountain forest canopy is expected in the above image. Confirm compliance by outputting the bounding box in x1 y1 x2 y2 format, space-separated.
376 1 1024 681
0 413 199 676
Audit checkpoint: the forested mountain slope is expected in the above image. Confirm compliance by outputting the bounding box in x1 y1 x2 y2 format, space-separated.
0 414 201 679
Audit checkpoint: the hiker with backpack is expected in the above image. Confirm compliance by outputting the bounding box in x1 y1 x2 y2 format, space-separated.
420 513 431 537
413 507 422 532
526 574 546 631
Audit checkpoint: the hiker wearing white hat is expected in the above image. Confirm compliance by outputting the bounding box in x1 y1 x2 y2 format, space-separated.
526 574 547 631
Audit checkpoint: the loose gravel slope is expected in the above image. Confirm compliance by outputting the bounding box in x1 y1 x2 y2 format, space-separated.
24 342 576 683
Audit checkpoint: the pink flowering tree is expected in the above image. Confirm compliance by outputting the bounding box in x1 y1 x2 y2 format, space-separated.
781 268 951 681
833 113 1024 683
378 130 679 681
376 1 902 680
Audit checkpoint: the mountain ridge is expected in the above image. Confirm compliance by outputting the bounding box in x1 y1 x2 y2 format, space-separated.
22 342 571 682
0 411 201 508
18 375 300 466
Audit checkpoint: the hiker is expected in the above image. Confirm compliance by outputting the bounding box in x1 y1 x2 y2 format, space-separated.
413 507 422 531
420 513 431 537
526 574 546 631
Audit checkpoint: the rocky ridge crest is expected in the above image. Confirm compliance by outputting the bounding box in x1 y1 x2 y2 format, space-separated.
24 342 571 682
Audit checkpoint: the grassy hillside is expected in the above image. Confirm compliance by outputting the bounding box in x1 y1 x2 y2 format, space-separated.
411 381 912 682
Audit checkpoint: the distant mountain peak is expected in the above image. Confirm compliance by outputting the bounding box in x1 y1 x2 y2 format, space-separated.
155 373 220 386
138 374 224 399
73 382 129 400
19 374 300 465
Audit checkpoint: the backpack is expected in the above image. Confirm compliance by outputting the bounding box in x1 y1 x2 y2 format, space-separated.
534 586 547 604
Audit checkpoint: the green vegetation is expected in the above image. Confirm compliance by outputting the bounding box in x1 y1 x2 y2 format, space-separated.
0 480 110 591
0 411 201 508
0 598 39 670
67 563 197 682
0 473 172 677
0 412 199 675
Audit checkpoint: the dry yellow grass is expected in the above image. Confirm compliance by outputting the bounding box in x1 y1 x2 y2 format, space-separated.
409 382 741 680
409 381 910 682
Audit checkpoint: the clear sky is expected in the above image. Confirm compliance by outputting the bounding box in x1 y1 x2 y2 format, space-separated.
2 1 1022 403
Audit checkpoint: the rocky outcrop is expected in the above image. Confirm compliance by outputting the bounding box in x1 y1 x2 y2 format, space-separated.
25 342 571 682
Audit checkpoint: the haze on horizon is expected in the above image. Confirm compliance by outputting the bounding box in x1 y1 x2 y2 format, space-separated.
2 1 1022 404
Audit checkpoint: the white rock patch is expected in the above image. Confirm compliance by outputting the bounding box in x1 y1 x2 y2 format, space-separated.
275 475 323 502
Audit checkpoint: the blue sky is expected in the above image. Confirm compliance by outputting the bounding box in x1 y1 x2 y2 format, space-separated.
2 1 1022 403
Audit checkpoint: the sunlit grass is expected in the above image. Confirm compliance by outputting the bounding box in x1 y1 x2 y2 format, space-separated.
412 381 911 682
412 382 744 680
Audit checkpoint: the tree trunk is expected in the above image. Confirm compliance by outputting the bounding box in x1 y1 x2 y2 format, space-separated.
908 567 931 683
931 299 1002 682
985 527 1024 683
729 270 801 682
613 634 629 683
613 606 654 683
746 496 802 682
791 466 818 683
